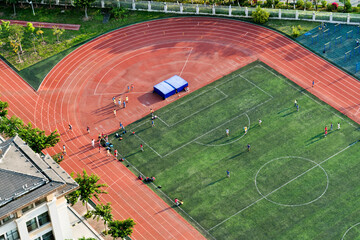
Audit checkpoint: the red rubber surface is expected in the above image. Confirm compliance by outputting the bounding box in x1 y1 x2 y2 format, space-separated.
0 19 80 30
1 17 359 239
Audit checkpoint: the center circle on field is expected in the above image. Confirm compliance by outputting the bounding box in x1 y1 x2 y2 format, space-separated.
255 156 329 207
195 113 250 147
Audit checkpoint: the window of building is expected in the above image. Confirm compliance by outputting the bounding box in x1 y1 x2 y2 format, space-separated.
6 229 19 240
35 198 47 207
26 218 38 232
2 214 15 225
0 235 5 240
22 204 34 214
37 212 50 227
42 231 54 240
33 237 41 240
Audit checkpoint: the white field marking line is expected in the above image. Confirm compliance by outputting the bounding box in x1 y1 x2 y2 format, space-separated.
257 65 358 129
208 141 358 231
238 75 273 99
118 155 216 240
195 113 250 147
157 116 170 127
162 97 272 158
342 222 360 240
179 48 193 77
108 175 126 187
255 156 329 207
134 133 162 158
355 106 360 116
93 47 193 96
130 120 148 132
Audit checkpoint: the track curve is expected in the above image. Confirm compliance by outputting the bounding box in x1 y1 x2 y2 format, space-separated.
1 17 359 239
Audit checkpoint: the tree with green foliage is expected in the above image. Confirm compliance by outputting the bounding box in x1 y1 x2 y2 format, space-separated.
252 6 270 24
0 115 24 138
9 24 24 53
52 26 65 43
107 218 136 239
67 169 108 211
0 101 8 117
78 238 97 240
36 27 45 44
1 21 10 40
26 23 37 54
7 0 18 16
88 202 113 234
73 0 96 19
344 0 352 12
17 123 60 153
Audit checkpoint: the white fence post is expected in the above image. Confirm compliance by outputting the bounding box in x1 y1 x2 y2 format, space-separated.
329 12 333 22
212 4 215 14
295 10 298 19
245 7 248 17
180 3 183 13
117 0 120 8
56 0 59 4
101 0 104 8
312 11 315 21
278 9 281 19
132 0 136 10
164 2 167 12
229 5 232 16
347 13 350 24
196 4 199 14
148 1 151 10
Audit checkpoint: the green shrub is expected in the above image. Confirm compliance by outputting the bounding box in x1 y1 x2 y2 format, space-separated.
296 0 304 7
357 3 360 7
252 6 270 24
344 0 352 12
321 0 327 7
353 6 360 12
305 1 313 9
338 6 344 11
291 26 300 37
326 3 333 10
110 7 129 20
276 1 284 8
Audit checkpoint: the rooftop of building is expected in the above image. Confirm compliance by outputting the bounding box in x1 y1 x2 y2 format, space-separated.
0 135 78 218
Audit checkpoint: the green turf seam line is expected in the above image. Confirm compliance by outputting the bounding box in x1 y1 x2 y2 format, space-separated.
208 140 359 231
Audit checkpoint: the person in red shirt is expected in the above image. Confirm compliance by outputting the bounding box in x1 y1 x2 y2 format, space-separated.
114 149 118 158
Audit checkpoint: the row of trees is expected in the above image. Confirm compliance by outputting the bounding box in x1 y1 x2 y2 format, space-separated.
0 99 60 153
67 169 136 239
0 21 65 63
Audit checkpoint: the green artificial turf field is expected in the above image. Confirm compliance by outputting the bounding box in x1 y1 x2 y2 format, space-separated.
109 61 360 240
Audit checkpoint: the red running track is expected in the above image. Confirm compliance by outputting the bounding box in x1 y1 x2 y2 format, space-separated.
1 17 359 239
0 19 80 30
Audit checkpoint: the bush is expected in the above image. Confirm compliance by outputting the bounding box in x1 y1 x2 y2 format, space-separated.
276 2 284 8
110 7 129 20
326 2 333 10
332 2 338 9
252 6 270 24
291 26 300 37
305 1 313 9
344 0 352 12
357 3 360 7
353 6 360 12
338 6 344 11
321 0 327 7
296 0 304 7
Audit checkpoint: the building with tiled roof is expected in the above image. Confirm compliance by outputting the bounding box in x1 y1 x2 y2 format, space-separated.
0 135 79 240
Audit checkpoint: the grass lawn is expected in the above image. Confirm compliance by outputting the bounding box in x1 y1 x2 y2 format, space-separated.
109 61 360 239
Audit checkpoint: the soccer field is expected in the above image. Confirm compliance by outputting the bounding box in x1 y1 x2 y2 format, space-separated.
110 61 360 240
